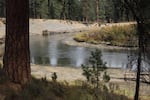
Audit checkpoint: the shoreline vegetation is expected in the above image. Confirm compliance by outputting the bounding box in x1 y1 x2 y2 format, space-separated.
73 25 137 47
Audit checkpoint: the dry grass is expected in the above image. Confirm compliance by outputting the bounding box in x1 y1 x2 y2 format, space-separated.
0 66 150 100
0 77 131 100
74 25 137 47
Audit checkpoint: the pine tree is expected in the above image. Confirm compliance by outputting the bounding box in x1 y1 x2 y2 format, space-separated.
82 49 108 88
4 0 31 85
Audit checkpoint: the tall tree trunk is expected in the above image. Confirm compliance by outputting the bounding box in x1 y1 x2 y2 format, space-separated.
3 0 31 85
96 0 99 22
134 49 141 100
48 0 51 18
134 20 143 100
60 0 66 20
67 0 71 20
123 0 149 99
33 0 37 18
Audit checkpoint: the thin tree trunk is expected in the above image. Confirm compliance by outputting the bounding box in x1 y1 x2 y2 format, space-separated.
134 21 143 100
33 0 37 18
96 0 99 22
3 0 31 85
134 41 141 100
67 0 71 20
60 0 66 20
48 0 50 14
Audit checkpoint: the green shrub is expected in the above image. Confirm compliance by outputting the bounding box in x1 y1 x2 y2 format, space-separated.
82 49 108 88
51 72 57 82
103 71 110 83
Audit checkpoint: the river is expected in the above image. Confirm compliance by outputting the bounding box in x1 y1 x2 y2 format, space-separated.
30 35 134 68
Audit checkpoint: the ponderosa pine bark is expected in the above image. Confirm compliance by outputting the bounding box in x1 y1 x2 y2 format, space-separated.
3 0 31 85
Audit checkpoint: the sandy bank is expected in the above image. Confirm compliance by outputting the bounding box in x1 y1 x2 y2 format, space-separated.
31 64 129 83
0 18 135 38
0 19 89 38
31 64 85 82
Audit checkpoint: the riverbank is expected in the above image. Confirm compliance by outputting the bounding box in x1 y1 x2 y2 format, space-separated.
0 62 149 99
0 19 89 38
0 19 136 37
0 61 135 83
63 35 135 50
31 64 128 82
71 24 137 50
31 64 150 99
0 60 134 83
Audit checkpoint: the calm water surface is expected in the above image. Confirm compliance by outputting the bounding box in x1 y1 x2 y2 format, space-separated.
30 35 130 68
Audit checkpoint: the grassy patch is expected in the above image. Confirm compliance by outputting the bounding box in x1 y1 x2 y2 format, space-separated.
74 25 137 47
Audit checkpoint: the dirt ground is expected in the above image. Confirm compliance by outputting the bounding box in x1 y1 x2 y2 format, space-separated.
31 64 150 99
31 64 127 82
0 19 89 37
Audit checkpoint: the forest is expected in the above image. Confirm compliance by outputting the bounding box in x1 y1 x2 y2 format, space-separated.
0 0 135 22
0 0 150 100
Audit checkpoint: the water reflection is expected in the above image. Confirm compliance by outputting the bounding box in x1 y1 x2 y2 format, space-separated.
30 35 130 68
69 47 90 67
48 41 58 66
102 51 128 68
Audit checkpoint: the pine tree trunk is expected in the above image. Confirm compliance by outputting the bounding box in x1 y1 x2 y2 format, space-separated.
96 0 99 22
134 20 143 100
60 0 66 20
3 0 31 85
68 1 71 20
33 0 37 18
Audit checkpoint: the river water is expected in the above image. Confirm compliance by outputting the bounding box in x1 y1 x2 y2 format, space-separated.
30 35 131 68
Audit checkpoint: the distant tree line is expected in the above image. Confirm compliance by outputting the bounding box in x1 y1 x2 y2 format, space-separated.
0 0 5 17
0 0 135 22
